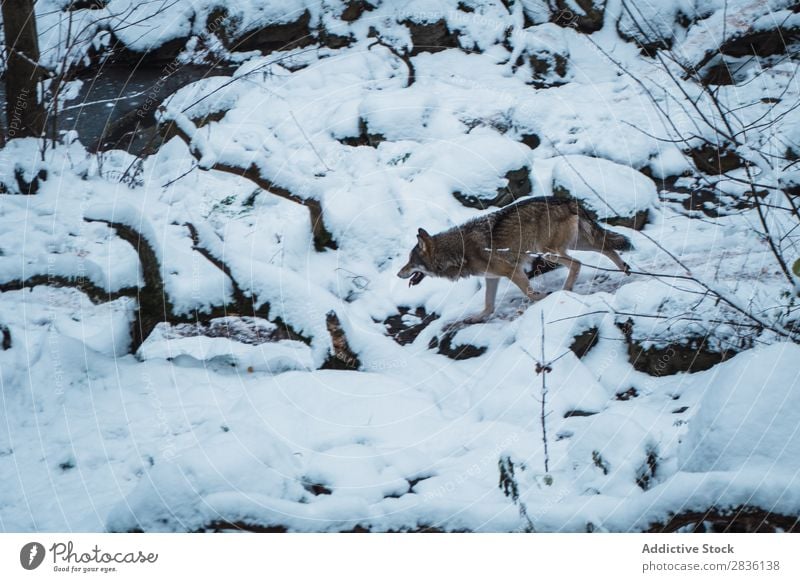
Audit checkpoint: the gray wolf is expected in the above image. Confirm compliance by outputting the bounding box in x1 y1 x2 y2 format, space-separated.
397 197 632 322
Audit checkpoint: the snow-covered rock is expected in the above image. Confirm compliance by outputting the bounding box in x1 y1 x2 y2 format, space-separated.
551 155 658 229
681 343 800 474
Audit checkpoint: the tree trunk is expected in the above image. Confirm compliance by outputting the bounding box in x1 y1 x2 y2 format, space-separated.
2 0 45 138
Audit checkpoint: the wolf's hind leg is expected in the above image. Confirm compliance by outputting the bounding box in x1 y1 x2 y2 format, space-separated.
602 249 631 275
465 277 500 323
547 253 582 291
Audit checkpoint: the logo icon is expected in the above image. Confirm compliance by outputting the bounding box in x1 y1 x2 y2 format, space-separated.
20 542 45 570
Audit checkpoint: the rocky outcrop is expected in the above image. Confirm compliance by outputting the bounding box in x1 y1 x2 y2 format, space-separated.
517 23 571 87
402 19 461 56
230 10 314 53
688 143 746 175
549 0 606 34
383 307 440 346
616 0 692 55
551 155 655 231
617 319 736 376
453 167 532 209
569 327 599 359
429 329 487 360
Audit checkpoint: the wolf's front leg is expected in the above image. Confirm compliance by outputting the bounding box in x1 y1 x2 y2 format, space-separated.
464 277 499 323
509 269 547 302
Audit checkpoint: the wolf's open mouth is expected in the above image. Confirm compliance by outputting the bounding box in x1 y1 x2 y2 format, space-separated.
409 271 425 287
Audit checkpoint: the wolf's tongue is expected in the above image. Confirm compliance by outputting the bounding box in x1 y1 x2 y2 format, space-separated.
409 271 425 287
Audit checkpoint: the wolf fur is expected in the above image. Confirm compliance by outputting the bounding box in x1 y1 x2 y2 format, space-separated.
397 196 632 322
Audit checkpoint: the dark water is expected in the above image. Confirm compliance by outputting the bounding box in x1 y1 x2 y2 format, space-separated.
2 62 236 153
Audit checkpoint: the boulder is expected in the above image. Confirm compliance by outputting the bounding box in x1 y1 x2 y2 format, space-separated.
402 19 460 56
551 155 656 230
549 0 606 34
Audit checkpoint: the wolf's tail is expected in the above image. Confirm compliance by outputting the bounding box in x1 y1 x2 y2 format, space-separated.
575 204 634 251
600 228 633 251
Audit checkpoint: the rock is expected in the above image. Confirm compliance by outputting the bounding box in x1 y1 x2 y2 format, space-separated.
617 1 692 55
519 133 541 150
719 24 800 60
570 327 599 358
454 166 532 209
318 30 353 50
402 19 460 56
617 319 736 376
528 50 569 87
689 7 799 85
428 330 487 360
205 7 238 48
383 307 440 346
495 167 533 206
234 9 314 54
195 9 315 55
341 0 376 22
656 175 761 218
688 143 746 175
699 57 736 86
615 387 638 401
780 170 800 198
107 32 189 66
549 0 606 34
519 23 571 87
551 155 656 230
66 0 107 9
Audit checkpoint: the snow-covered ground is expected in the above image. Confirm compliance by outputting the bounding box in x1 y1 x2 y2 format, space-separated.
1 0 799 532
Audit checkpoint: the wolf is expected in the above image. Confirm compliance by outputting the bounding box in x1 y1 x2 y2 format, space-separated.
397 196 632 322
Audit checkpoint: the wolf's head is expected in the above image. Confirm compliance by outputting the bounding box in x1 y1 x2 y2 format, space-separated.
397 228 466 286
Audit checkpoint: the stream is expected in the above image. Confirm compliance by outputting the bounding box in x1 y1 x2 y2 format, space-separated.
1 62 236 153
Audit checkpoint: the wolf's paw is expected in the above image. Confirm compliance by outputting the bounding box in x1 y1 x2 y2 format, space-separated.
464 310 492 324
622 262 631 276
527 291 549 302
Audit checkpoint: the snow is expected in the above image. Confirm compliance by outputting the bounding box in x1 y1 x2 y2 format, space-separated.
2 0 799 533
550 154 659 220
681 343 800 474
137 320 314 373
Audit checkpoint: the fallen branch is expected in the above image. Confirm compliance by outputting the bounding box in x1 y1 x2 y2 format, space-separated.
0 274 136 304
166 122 337 251
185 222 249 309
84 216 173 350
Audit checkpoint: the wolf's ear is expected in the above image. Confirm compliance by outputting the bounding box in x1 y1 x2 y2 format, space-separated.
417 228 433 252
